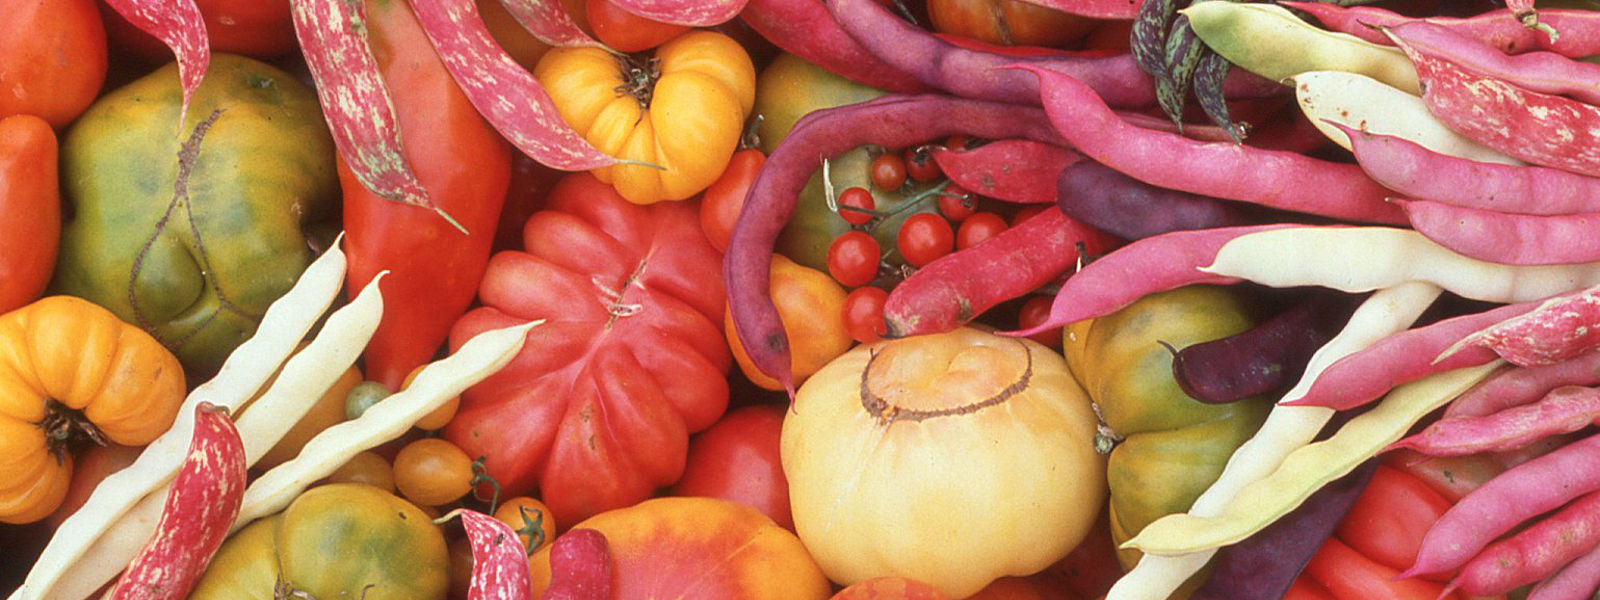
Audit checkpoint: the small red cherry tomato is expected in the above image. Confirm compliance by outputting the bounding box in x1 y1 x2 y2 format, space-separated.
904 146 941 183
837 186 876 226
842 286 890 344
1017 296 1062 349
936 184 976 223
827 231 881 287
897 213 955 268
870 152 908 192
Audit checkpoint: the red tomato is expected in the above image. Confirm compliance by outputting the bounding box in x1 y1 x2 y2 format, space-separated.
1304 538 1458 600
1017 296 1061 349
937 185 977 223
586 0 688 52
956 211 1007 249
870 152 908 192
1335 465 1452 580
842 286 889 344
700 148 767 252
897 213 955 268
0 115 60 314
828 231 881 288
672 404 792 530
2 0 106 128
837 187 877 226
905 146 942 183
99 0 295 60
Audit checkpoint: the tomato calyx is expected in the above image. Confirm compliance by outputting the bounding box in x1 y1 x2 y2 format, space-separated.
858 339 1034 424
1090 402 1121 455
613 53 664 110
595 259 651 327
37 401 108 463
468 455 503 514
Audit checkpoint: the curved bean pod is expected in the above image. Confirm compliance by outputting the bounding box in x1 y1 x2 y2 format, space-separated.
1393 31 1600 178
1173 293 1349 404
1297 72 1521 165
1447 356 1600 419
1023 66 1406 225
1388 22 1600 107
1013 224 1289 337
739 0 926 93
1404 433 1600 578
933 140 1082 204
1442 283 1600 368
725 95 1066 392
1055 161 1257 242
1283 2 1600 58
1184 2 1417 94
1339 124 1600 215
1526 540 1600 600
1393 386 1600 458
1395 199 1600 266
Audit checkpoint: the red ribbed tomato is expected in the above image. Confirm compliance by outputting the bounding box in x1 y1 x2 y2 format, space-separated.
445 172 731 525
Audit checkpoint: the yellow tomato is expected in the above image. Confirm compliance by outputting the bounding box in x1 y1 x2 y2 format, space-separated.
782 328 1106 598
534 30 756 204
725 255 852 391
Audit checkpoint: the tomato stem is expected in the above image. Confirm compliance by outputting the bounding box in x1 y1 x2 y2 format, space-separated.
36 401 107 464
613 53 662 111
469 455 502 514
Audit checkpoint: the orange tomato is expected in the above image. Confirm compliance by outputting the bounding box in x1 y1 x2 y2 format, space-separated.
0 115 60 314
256 366 363 470
493 496 558 555
393 438 475 508
326 451 397 493
402 366 461 431
585 0 688 52
725 255 852 391
0 0 106 128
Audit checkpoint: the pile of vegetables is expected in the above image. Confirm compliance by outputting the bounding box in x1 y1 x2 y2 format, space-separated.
10 0 1600 599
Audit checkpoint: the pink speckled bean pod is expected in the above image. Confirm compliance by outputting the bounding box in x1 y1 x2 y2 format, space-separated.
1393 386 1600 457
1394 198 1600 266
1283 2 1600 58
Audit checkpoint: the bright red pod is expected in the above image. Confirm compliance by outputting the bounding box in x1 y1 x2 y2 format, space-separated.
292 0 436 213
882 207 1099 338
104 0 208 121
411 0 614 173
1020 65 1404 225
106 403 246 600
1393 31 1600 179
1393 386 1600 458
1395 198 1600 266
738 0 925 94
459 509 534 600
1445 282 1600 367
497 0 599 47
1281 2 1600 58
540 529 613 600
932 140 1082 204
1455 487 1600 596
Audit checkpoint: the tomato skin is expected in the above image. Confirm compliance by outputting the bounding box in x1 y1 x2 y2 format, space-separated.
100 0 295 60
1017 296 1062 350
586 0 688 52
937 185 977 223
1 0 106 128
493 497 558 554
926 0 1094 47
701 148 767 252
829 232 882 287
831 577 951 600
842 286 890 344
727 256 852 391
673 405 793 530
0 115 60 314
1336 465 1453 578
838 187 877 226
956 211 1008 249
897 213 956 268
905 147 942 183
326 452 396 493
393 438 475 508
1304 538 1458 600
870 153 908 192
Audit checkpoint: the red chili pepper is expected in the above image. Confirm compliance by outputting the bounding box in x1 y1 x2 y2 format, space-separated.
106 403 246 600
342 0 512 389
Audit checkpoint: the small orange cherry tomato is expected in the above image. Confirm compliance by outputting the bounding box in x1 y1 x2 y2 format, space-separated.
326 451 397 493
493 496 559 555
393 438 475 507
405 366 461 431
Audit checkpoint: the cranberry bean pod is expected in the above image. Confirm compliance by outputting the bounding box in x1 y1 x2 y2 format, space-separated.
1392 386 1600 457
739 0 925 93
725 94 1066 392
540 529 613 600
1339 125 1600 215
456 509 533 600
1282 3 1600 57
1387 22 1600 106
1454 486 1600 598
106 403 245 600
607 0 743 26
1055 160 1256 242
882 207 1103 338
1527 541 1600 600
105 0 207 123
1393 31 1600 178
1404 433 1600 578
1448 357 1600 419
1395 199 1600 266
1022 65 1406 225
1442 283 1600 367
1297 73 1521 165
932 140 1083 204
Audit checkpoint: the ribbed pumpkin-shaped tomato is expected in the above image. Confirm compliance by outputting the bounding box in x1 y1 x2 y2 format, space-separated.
445 172 730 525
0 296 185 524
534 30 755 204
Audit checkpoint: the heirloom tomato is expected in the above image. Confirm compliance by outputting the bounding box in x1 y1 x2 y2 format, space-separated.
0 296 185 524
0 0 105 128
0 115 60 314
190 483 450 600
783 328 1105 598
726 255 851 391
54 53 337 375
445 172 731 525
586 0 688 52
672 404 792 530
529 497 831 600
1063 285 1271 592
535 30 756 204
753 53 941 269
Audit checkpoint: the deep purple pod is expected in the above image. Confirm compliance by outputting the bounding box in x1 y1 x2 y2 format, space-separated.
1173 293 1351 404
1056 160 1254 241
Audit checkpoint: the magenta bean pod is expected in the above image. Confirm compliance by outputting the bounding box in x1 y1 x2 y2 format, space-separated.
1283 2 1600 57
1527 540 1600 600
1010 224 1291 337
1394 198 1600 266
1337 124 1600 216
1010 0 1142 19
725 95 1066 392
739 0 926 93
1019 65 1406 225
1387 22 1600 106
1448 355 1600 419
1392 31 1600 179
932 140 1082 204
1455 486 1600 596
1392 386 1600 457
1403 433 1600 579
1283 299 1537 410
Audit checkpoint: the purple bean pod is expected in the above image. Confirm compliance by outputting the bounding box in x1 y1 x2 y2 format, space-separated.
1173 293 1351 404
1056 160 1256 242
